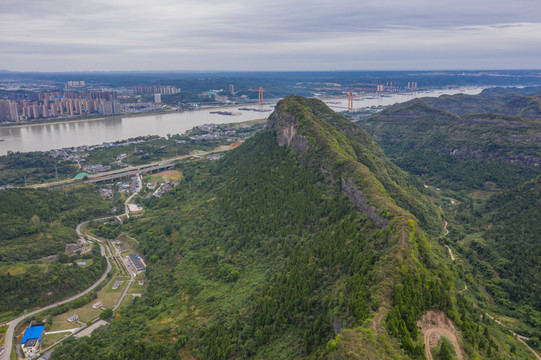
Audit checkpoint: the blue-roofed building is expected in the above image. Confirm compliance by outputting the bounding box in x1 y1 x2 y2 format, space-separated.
74 172 91 179
21 325 45 357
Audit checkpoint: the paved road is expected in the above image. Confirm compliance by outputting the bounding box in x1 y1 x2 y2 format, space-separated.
3 162 146 359
110 236 136 311
30 142 240 189
30 158 179 189
1 243 112 360
124 173 142 219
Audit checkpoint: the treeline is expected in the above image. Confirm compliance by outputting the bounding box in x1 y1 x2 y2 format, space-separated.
203 134 381 357
387 272 452 357
0 186 111 315
358 93 541 191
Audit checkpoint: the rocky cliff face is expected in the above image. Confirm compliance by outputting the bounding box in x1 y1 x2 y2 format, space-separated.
340 177 389 229
263 96 440 233
266 106 311 153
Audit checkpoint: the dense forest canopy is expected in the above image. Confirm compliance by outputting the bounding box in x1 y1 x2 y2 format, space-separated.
0 186 111 316
51 96 537 359
358 89 541 191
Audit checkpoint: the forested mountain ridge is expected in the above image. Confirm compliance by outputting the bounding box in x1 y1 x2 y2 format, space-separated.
359 90 541 190
420 87 541 117
499 95 541 121
267 95 443 236
51 96 532 359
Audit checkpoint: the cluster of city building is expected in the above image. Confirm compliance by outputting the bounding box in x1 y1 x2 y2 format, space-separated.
375 81 418 92
116 176 139 194
66 80 86 87
132 85 180 95
0 90 120 122
310 80 421 96
0 80 248 123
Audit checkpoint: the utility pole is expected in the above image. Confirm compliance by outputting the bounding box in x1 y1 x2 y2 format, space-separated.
55 164 59 181
24 174 27 187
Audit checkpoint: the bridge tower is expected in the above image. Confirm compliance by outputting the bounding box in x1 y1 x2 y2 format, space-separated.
258 87 264 110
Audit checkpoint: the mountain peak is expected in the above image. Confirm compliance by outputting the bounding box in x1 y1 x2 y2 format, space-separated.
265 95 313 153
266 95 442 235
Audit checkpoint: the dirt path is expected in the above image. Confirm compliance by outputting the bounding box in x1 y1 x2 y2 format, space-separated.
440 220 540 360
420 311 463 360
437 220 449 239
424 328 463 360
514 334 541 360
445 245 455 261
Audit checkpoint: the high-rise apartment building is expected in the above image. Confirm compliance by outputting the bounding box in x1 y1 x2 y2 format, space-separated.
133 85 180 95
0 100 19 122
99 101 121 115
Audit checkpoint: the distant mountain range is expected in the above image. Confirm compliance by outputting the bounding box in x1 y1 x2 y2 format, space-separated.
359 87 541 191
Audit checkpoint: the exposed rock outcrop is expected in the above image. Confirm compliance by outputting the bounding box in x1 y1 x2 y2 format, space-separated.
341 177 389 229
266 108 310 153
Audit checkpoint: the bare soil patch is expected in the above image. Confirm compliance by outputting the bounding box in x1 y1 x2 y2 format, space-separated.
418 310 463 360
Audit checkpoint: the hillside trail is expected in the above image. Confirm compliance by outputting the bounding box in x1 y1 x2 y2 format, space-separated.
440 220 541 360
420 220 464 360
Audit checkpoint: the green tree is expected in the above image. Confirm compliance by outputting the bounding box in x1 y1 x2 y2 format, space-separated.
99 308 113 320
439 340 453 360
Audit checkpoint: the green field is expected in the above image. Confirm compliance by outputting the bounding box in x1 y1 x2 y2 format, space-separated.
128 277 147 293
52 276 129 325
41 332 68 348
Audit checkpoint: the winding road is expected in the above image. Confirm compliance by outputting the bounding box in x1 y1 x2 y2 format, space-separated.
1 173 144 360
1 244 112 360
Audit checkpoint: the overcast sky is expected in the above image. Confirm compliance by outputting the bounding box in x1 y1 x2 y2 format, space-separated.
1 0 541 71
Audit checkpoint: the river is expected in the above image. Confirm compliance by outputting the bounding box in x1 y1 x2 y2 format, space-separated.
321 87 484 111
0 87 484 155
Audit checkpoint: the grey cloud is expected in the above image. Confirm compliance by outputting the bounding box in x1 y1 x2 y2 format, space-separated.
1 0 541 70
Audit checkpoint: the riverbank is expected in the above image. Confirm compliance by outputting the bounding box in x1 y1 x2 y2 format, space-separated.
0 110 177 129
0 101 265 130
